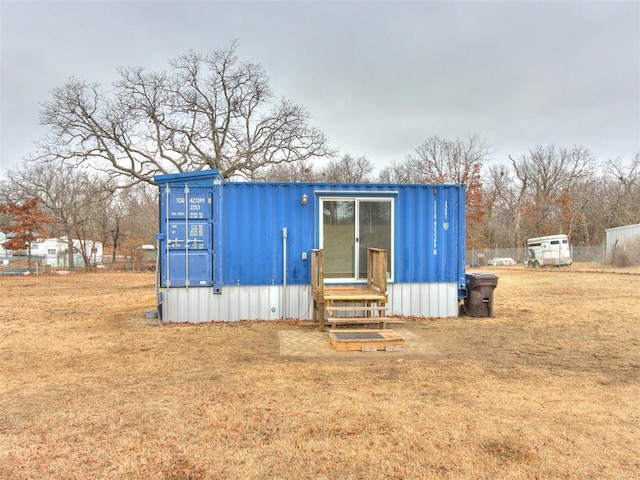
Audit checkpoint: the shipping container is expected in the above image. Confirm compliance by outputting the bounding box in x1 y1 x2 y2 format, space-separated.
154 170 467 323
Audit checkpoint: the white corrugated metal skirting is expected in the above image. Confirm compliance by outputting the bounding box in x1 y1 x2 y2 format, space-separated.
388 283 458 318
159 283 458 323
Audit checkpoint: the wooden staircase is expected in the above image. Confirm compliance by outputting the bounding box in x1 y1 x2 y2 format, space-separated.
311 248 401 331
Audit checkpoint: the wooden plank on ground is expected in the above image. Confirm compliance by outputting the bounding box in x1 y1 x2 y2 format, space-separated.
328 329 406 351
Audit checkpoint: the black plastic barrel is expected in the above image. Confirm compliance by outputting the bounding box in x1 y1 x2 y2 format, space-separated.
463 273 499 317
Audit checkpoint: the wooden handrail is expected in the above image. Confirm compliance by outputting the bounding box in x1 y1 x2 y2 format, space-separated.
313 247 386 293
311 249 324 295
367 248 387 295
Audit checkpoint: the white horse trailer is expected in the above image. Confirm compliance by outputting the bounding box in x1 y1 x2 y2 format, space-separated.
526 234 572 267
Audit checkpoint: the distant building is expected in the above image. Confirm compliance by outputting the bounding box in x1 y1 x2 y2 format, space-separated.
0 231 8 263
606 223 640 264
31 237 103 267
0 232 103 268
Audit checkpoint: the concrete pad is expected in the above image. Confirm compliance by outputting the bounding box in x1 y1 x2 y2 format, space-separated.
278 328 440 358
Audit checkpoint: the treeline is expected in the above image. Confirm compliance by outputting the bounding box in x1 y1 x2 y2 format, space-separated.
0 163 157 270
265 139 640 248
1 138 638 264
1 44 639 264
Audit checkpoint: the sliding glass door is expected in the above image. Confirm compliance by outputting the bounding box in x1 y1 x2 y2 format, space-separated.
321 197 393 281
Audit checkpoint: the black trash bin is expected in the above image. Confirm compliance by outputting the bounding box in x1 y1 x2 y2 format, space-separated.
463 273 499 317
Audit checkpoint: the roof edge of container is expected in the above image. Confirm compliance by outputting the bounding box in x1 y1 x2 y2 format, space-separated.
221 181 466 189
154 169 225 185
153 169 467 190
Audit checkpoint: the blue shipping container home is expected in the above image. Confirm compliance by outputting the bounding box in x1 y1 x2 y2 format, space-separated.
154 170 466 323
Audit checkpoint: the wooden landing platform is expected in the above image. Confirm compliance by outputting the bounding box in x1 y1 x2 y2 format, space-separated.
323 286 387 302
328 329 406 352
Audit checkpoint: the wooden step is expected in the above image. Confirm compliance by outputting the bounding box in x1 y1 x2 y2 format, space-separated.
327 308 387 316
326 317 390 329
326 317 405 324
326 306 387 311
327 317 389 323
323 287 386 300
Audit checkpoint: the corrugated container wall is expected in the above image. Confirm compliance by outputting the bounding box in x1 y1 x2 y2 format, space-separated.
220 182 313 286
218 182 466 287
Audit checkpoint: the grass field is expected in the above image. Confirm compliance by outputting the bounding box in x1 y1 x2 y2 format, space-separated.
1 265 639 479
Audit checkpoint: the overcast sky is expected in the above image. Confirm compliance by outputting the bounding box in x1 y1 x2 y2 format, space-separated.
1 0 639 180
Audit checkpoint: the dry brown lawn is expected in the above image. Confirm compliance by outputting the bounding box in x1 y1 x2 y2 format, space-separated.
0 265 639 479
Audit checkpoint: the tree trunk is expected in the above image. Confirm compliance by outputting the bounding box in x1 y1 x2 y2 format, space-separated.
66 236 75 270
111 223 120 263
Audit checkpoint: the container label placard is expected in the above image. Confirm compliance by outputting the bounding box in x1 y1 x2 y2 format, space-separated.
167 221 211 250
168 190 213 219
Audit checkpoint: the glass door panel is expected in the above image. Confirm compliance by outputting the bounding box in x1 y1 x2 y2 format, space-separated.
322 200 355 278
357 200 392 279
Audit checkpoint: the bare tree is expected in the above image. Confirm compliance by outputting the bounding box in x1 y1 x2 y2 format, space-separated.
88 180 129 263
4 162 112 270
118 184 159 248
483 164 513 247
378 160 413 184
401 136 489 248
260 159 321 182
509 145 596 242
409 136 488 184
603 153 640 226
321 154 375 183
38 43 332 185
93 183 159 268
